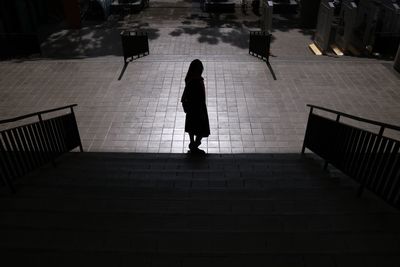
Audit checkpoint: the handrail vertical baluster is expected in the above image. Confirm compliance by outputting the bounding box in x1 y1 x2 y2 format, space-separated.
22 126 40 169
358 127 385 198
52 117 66 153
43 114 59 167
31 122 47 164
357 126 387 197
37 114 51 162
1 131 22 178
12 128 30 174
0 137 16 193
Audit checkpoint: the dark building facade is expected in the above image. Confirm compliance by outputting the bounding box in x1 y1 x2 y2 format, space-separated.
0 0 64 33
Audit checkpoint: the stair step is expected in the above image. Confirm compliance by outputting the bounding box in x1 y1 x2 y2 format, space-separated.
1 211 399 234
0 192 392 215
1 251 399 267
14 182 360 200
1 152 399 264
19 174 353 186
1 228 399 254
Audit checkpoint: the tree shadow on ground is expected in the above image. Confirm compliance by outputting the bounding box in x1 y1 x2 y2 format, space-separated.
242 20 261 29
270 13 314 44
170 9 316 49
169 12 255 49
40 19 160 59
38 8 316 59
169 26 249 49
272 13 314 36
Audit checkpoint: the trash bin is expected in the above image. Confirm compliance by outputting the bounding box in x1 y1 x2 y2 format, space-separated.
120 31 149 62
249 31 272 62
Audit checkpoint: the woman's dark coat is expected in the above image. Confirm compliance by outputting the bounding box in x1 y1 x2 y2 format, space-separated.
181 77 210 137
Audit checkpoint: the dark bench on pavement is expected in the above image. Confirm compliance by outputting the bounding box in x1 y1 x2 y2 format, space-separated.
120 31 149 62
249 31 271 63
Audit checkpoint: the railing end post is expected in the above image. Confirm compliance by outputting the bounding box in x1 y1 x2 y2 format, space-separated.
378 126 385 137
301 105 314 155
69 106 84 153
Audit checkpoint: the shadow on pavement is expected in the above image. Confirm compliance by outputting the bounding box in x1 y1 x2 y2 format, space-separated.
40 19 160 59
37 7 317 59
169 12 252 49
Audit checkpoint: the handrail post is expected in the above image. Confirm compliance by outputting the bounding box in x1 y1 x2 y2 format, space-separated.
378 126 385 136
301 106 313 154
38 114 56 167
324 114 341 170
70 106 83 152
37 113 57 167
357 125 386 197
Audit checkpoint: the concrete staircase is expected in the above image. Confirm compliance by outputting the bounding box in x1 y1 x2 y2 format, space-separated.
1 152 400 266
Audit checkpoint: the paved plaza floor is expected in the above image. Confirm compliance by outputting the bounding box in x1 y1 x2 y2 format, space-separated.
1 4 400 266
0 4 399 153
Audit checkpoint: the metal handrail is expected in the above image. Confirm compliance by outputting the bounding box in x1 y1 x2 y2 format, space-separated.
307 104 400 133
0 104 82 193
0 104 78 125
303 104 400 206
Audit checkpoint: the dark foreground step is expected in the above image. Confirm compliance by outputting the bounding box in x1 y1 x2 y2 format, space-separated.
1 152 399 266
1 228 400 254
1 251 400 267
1 210 400 233
0 190 394 215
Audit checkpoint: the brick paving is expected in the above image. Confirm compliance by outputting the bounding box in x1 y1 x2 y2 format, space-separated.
0 5 399 154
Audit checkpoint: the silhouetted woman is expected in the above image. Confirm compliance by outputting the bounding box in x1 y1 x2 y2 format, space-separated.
181 59 210 154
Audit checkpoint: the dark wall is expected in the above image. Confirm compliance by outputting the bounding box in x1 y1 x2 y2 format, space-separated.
300 0 322 28
0 7 5 33
62 0 81 29
0 0 63 33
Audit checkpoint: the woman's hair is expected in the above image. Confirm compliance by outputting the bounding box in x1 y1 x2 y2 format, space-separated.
185 59 203 82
